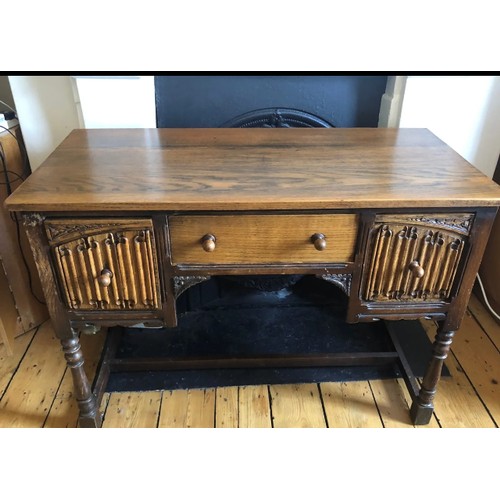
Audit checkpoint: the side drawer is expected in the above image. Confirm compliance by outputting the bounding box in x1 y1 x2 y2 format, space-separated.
45 218 161 310
362 213 474 303
168 214 359 265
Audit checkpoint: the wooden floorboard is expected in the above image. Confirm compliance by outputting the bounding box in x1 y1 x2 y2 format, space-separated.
102 391 161 428
320 381 383 428
467 294 500 352
369 378 418 428
215 386 239 428
238 385 272 428
269 384 326 428
447 310 500 425
0 322 67 428
0 326 37 399
420 319 497 428
1 294 498 428
158 388 215 428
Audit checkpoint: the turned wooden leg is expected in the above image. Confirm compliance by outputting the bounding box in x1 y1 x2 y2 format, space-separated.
61 332 102 428
410 326 455 425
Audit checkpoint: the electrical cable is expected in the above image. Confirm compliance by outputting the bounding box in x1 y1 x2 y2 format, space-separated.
476 273 500 321
0 142 26 181
0 125 31 183
0 170 24 185
0 145 13 195
0 124 20 142
1 145 26 185
0 99 16 113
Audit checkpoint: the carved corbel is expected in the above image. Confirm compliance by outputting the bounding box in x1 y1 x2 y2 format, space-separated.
173 275 211 299
319 273 352 296
22 212 46 227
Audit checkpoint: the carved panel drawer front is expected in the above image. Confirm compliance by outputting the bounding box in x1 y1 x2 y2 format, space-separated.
45 219 161 310
363 213 474 303
168 214 359 265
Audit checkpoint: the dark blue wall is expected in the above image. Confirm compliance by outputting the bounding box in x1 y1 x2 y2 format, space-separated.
155 75 388 128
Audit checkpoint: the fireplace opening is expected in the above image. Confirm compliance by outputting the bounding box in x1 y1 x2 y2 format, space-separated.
220 107 334 128
155 75 388 128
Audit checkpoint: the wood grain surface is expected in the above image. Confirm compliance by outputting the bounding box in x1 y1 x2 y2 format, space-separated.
0 267 19 355
47 219 161 310
363 217 467 302
238 385 272 428
320 381 383 428
102 391 161 428
269 384 326 428
169 214 358 264
215 386 239 428
448 310 500 422
158 388 216 428
467 294 500 351
0 326 37 398
5 128 500 212
0 322 67 428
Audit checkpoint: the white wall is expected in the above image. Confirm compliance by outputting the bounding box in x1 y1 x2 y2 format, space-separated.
8 76 81 171
74 76 156 128
399 76 500 178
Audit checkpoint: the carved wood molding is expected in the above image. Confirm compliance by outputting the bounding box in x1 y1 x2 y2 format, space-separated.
375 213 475 236
46 223 123 242
44 218 155 245
319 273 352 296
23 213 46 227
405 216 474 235
173 275 211 299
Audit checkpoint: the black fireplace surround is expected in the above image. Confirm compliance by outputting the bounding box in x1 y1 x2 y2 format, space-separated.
154 75 388 128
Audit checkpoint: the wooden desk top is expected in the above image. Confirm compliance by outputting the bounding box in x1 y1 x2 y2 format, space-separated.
6 128 500 212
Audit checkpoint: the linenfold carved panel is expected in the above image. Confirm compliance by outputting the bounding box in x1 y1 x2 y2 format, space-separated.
363 214 470 302
47 219 160 310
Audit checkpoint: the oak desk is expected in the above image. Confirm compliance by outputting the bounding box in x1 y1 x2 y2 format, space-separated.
6 128 500 427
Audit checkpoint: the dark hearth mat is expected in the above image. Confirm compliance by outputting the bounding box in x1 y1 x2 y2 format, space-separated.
105 276 448 392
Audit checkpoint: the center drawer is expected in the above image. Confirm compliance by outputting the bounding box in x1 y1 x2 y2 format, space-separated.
168 214 359 265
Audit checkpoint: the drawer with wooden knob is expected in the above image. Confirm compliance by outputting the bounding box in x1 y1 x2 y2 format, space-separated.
168 214 359 265
362 213 474 303
44 218 161 311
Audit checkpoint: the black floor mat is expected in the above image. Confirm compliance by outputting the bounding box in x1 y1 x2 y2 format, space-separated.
105 276 446 392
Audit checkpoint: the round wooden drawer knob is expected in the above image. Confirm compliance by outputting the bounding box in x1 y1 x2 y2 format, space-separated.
201 234 216 252
311 233 327 251
409 260 425 278
97 269 113 287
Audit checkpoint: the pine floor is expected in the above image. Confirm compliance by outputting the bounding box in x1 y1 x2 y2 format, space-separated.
0 293 498 428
